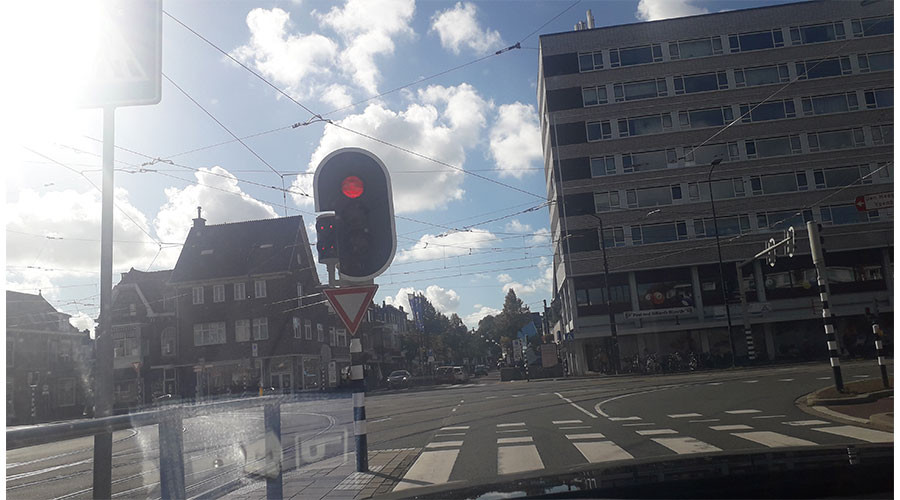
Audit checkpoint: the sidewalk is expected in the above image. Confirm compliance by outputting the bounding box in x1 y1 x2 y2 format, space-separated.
801 378 893 432
220 447 420 500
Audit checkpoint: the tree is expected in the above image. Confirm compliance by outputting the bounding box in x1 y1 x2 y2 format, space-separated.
497 288 531 344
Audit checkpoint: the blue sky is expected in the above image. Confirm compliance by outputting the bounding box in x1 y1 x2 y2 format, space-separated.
7 0 789 331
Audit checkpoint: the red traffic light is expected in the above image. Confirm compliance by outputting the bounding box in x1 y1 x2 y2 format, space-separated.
341 176 364 198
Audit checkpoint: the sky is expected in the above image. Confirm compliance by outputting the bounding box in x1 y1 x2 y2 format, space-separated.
6 0 790 333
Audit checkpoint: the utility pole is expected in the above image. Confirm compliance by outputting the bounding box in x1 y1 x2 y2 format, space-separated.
807 221 844 392
708 159 737 368
587 213 620 374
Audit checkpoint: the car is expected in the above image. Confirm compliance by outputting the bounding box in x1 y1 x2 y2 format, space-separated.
474 365 489 376
435 366 455 384
386 370 411 389
451 366 469 383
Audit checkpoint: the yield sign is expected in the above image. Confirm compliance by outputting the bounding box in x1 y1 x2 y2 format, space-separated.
323 285 378 335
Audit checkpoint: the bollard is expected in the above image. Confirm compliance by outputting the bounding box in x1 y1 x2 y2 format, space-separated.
264 401 283 499
350 338 368 472
158 411 186 500
873 323 890 389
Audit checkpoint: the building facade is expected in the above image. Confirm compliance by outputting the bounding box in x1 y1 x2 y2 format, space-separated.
538 1 893 374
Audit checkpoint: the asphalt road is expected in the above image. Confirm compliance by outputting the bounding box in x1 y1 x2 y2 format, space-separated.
5 360 893 499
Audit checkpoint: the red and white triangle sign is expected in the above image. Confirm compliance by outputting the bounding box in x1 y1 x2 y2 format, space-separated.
323 285 378 335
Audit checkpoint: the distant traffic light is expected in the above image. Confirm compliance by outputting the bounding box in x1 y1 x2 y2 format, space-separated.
313 148 396 282
316 213 338 264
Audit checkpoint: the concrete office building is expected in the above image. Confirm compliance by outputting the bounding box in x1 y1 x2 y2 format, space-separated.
538 1 893 375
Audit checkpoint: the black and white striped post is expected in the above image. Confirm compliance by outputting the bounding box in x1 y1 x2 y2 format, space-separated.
350 337 368 472
807 221 844 392
744 326 757 361
872 322 890 388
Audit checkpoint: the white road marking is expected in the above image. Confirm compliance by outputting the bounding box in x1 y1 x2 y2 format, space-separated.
594 385 679 417
732 431 817 447
623 423 656 427
539 392 549 396
553 420 583 425
497 422 526 428
652 437 722 454
425 441 463 449
441 426 469 431
778 378 795 382
497 429 528 433
485 396 498 399
743 380 759 384
817 376 831 380
555 392 598 419
689 419 720 423
811 406 870 424
813 425 894 443
668 413 702 418
710 424 753 431
636 429 678 436
559 425 592 430
725 409 762 414
565 433 606 440
498 444 544 475
707 382 723 386
608 416 642 421
783 420 830 427
435 433 466 437
572 441 633 463
512 394 523 398
498 436 533 444
394 449 459 491
752 414 787 419
853 375 870 378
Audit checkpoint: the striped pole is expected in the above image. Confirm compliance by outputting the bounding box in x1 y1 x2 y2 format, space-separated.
807 222 843 392
350 337 368 472
873 323 890 388
744 326 757 361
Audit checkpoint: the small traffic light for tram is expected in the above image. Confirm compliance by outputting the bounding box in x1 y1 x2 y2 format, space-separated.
316 213 338 264
313 148 396 282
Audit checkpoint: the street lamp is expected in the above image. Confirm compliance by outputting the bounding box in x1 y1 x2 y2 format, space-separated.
708 158 737 368
585 212 620 375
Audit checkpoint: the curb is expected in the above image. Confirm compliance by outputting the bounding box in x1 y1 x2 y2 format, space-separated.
870 412 893 431
806 386 893 406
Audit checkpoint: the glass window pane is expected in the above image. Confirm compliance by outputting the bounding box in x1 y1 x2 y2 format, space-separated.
629 115 663 136
743 65 781 86
803 58 843 79
636 186 672 207
755 136 793 157
579 54 593 71
623 80 659 100
689 108 726 127
829 205 867 225
711 179 735 199
817 130 855 151
641 223 678 244
685 143 729 166
761 173 798 193
800 24 837 43
868 52 893 71
738 31 775 51
750 101 787 121
679 38 714 58
811 94 849 114
873 88 893 107
628 150 669 172
619 45 654 66
823 166 862 187
683 73 718 93
862 17 893 36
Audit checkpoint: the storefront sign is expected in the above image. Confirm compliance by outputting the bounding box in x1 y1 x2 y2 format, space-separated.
624 307 694 320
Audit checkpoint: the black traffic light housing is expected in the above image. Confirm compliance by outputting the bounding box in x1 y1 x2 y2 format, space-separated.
316 213 338 264
313 148 396 282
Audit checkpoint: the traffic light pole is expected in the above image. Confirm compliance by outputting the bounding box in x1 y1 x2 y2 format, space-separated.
808 221 844 392
350 336 368 472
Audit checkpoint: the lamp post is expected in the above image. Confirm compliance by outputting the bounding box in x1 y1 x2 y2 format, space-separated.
586 212 620 375
708 158 737 368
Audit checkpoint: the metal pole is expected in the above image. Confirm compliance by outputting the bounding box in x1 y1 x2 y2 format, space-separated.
708 162 737 368
158 412 186 500
595 214 620 374
93 106 115 499
807 221 844 392
736 262 756 361
265 401 283 499
873 322 890 388
349 337 368 472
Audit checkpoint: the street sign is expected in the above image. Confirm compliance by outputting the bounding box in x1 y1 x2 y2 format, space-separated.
856 192 893 211
324 285 378 335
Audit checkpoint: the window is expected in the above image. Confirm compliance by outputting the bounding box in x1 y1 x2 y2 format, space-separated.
293 317 302 339
865 88 893 109
58 378 76 406
735 64 790 88
872 124 893 145
575 284 631 307
161 327 176 356
692 178 744 201
612 78 667 102
617 113 673 137
594 191 620 212
739 100 795 123
808 128 866 152
684 142 740 167
728 29 784 52
296 283 304 308
801 92 859 116
578 51 603 72
790 22 846 45
674 71 728 94
192 286 204 305
750 172 808 195
601 227 626 248
852 16 893 37
814 165 873 189
669 36 723 60
582 86 608 107
609 43 662 67
858 51 893 73
631 221 688 245
235 320 251 342
679 106 734 129
254 280 267 298
586 120 612 141
234 282 246 300
590 156 616 177
129 303 136 316
337 329 348 347
113 330 140 357
193 322 226 346
796 57 852 79
213 284 225 303
694 215 751 238
745 135 802 158
304 320 312 340
625 185 679 208
252 317 268 340
622 149 678 173
317 323 324 342
329 327 337 346
821 204 879 225
757 209 813 232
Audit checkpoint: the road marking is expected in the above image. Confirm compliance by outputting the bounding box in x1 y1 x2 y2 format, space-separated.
560 425 592 430
498 429 528 433
573 441 633 463
539 392 549 396
565 433 606 440
636 429 678 436
707 382 723 386
497 422 526 428
652 437 722 454
689 418 720 423
710 424 753 431
594 385 679 417
369 417 392 423
553 420 583 425
725 409 762 414
555 392 598 419
811 406 870 424
485 396 497 399
441 426 469 431
623 423 656 427
817 377 831 380
668 413 702 418
813 425 894 443
732 431 817 447
498 444 544 475
425 441 463 449
853 375 870 378
752 414 787 419
608 416 642 421
783 420 830 426
743 380 759 384
512 394 523 398
394 449 459 491
777 378 795 382
498 436 533 444
435 433 466 437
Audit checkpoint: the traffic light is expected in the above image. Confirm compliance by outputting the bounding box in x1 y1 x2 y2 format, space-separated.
316 213 338 264
313 148 396 282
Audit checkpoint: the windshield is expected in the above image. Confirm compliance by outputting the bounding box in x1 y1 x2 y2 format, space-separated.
7 1 894 500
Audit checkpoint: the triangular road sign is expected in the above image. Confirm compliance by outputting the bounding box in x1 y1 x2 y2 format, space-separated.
323 285 378 335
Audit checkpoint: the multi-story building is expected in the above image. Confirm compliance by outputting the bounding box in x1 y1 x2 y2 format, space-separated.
6 291 93 424
362 302 410 378
538 1 893 374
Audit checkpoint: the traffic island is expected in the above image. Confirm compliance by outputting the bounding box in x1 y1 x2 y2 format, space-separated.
800 378 893 432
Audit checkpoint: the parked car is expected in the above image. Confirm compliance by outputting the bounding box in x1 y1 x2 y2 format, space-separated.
474 365 489 376
451 366 469 383
386 370 411 389
435 366 455 384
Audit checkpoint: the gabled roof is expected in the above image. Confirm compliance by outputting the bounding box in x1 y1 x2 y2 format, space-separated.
170 215 309 284
7 291 76 333
116 268 174 314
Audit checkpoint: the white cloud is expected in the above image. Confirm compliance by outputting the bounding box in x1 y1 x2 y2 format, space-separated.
383 284 459 314
320 83 353 109
69 312 95 333
636 0 709 21
294 83 492 213
463 304 501 329
317 0 416 94
501 257 552 296
489 102 542 179
504 219 532 233
529 227 551 246
431 2 503 55
497 273 513 283
395 229 498 263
